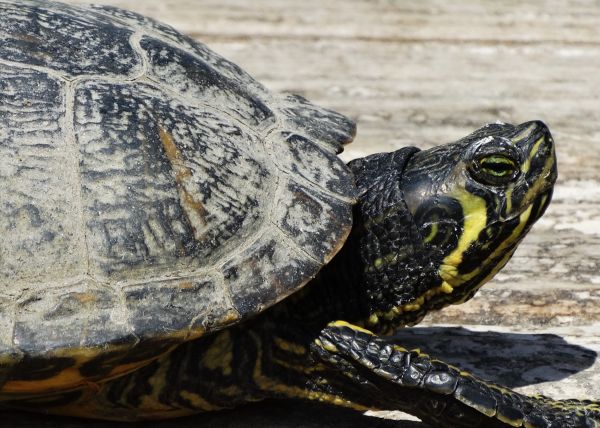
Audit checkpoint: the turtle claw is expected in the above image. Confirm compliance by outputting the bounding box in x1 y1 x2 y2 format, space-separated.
313 322 600 428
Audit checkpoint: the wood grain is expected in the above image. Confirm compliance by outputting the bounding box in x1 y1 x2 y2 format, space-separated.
21 0 600 425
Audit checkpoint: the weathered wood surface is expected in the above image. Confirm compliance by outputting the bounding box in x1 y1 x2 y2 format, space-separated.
3 0 598 426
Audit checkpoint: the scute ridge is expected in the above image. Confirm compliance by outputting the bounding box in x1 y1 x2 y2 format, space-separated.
88 4 271 99
276 94 357 154
265 131 356 203
64 79 91 279
0 57 67 81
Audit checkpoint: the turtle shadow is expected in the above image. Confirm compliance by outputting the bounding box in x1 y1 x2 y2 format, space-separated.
390 326 597 388
0 328 594 428
0 401 429 427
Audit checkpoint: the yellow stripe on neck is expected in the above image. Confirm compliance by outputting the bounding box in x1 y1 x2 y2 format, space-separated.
439 187 487 285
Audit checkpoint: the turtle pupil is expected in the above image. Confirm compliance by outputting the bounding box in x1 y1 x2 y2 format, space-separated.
480 159 514 176
472 154 519 183
468 154 520 186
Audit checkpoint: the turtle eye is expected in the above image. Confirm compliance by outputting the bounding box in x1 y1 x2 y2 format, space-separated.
469 154 520 186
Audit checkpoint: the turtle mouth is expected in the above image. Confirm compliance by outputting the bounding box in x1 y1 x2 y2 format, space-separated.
499 186 554 224
526 187 554 227
498 121 557 223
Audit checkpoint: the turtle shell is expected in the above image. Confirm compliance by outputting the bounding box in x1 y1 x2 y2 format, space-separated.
0 0 356 395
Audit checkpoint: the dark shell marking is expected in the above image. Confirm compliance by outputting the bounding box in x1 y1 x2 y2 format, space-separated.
0 0 356 393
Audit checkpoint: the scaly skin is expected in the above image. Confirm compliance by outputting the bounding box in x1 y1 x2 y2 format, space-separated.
314 322 600 428
7 121 598 427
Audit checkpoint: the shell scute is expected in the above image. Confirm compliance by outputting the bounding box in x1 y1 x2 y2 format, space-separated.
141 36 276 129
221 227 322 318
269 132 357 200
89 4 270 96
0 65 84 288
278 94 357 154
273 179 354 264
74 80 270 281
13 282 131 355
122 276 234 340
0 1 139 77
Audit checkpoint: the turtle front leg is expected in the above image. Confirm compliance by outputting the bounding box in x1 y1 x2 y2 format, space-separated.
312 321 600 428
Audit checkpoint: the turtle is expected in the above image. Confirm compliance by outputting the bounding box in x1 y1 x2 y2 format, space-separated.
0 0 597 427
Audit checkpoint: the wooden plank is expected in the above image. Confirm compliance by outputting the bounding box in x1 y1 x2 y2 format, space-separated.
65 0 600 44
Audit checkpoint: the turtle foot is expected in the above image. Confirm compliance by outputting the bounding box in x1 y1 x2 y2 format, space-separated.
311 321 600 428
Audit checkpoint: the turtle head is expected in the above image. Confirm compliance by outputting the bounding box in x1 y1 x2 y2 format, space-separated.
402 121 556 295
352 121 556 330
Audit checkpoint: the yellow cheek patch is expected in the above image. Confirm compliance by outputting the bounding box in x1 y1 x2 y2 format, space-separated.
363 188 488 325
439 187 488 285
442 198 532 291
363 142 551 328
